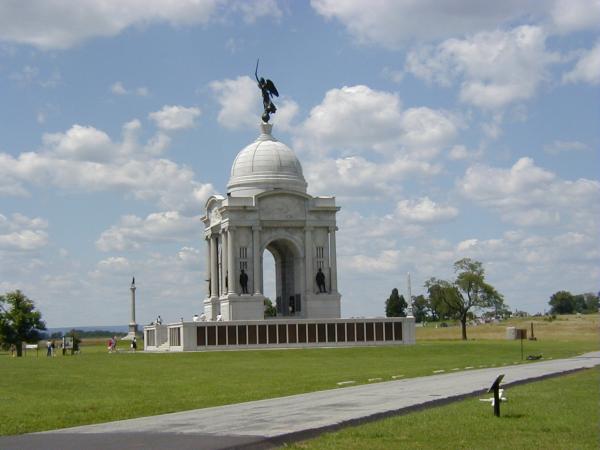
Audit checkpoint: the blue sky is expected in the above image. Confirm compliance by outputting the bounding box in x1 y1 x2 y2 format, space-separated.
0 0 598 327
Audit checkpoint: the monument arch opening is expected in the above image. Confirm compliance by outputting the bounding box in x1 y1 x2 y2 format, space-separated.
264 237 303 317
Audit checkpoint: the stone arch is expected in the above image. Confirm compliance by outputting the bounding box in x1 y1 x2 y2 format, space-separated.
262 235 304 317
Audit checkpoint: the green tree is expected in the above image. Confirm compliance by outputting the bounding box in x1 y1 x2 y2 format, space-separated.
584 292 599 313
572 294 586 313
264 298 277 318
426 259 504 340
385 288 407 317
0 290 46 357
548 291 575 314
425 278 459 321
412 294 429 323
64 329 82 353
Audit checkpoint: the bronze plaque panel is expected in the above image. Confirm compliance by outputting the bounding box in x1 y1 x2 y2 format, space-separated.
258 325 267 344
308 323 316 343
347 322 355 341
393 322 402 341
207 326 216 346
327 323 336 342
366 322 374 341
317 323 326 342
336 323 346 342
287 324 297 343
384 322 393 341
356 322 365 341
197 326 206 346
298 323 307 343
217 326 226 345
375 322 383 341
227 325 237 345
278 324 287 343
237 325 247 345
248 325 257 344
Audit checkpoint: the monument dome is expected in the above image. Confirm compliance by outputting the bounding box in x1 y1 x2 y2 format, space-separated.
227 123 307 196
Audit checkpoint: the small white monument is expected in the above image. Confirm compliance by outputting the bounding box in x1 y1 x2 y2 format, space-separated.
202 122 341 321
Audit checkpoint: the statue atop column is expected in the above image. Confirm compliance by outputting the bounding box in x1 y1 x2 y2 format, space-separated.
255 58 279 123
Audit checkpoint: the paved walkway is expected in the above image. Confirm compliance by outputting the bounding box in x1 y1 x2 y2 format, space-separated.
2 351 598 450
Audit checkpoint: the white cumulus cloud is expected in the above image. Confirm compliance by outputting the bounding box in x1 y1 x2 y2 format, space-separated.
312 0 563 48
562 41 600 85
395 197 459 223
110 81 149 96
96 211 203 252
210 76 261 129
406 26 560 109
458 157 600 228
149 105 201 131
550 0 600 34
0 121 215 213
0 213 48 251
0 0 219 49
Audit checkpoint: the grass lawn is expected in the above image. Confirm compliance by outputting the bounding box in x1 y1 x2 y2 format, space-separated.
0 314 597 436
288 367 600 450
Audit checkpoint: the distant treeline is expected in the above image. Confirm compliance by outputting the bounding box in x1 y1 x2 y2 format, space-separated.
548 291 599 315
46 329 120 339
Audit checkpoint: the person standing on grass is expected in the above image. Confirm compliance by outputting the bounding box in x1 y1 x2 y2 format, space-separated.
111 336 117 352
46 340 52 357
131 336 137 352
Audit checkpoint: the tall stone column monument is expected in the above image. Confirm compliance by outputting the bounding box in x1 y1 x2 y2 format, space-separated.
128 277 138 336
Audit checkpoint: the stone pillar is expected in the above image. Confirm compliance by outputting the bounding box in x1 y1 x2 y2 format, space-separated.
406 272 414 318
304 227 313 295
329 226 338 293
221 229 228 296
129 279 137 334
205 237 211 297
210 234 218 298
252 226 262 294
227 227 236 294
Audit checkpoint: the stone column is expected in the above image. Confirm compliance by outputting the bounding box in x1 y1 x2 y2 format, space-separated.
329 226 338 293
129 279 137 333
205 237 211 297
221 229 228 296
227 227 236 294
304 227 313 295
252 226 262 295
210 234 218 298
406 272 414 318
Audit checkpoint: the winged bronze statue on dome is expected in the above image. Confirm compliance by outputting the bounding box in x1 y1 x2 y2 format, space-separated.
255 59 279 123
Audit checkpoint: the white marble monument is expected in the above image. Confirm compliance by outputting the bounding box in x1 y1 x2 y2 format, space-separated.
202 122 341 321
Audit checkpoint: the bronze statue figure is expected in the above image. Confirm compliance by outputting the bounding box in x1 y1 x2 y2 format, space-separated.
239 269 249 294
255 58 279 123
316 268 326 293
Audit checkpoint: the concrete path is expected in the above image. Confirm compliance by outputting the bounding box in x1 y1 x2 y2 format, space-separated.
2 351 598 450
